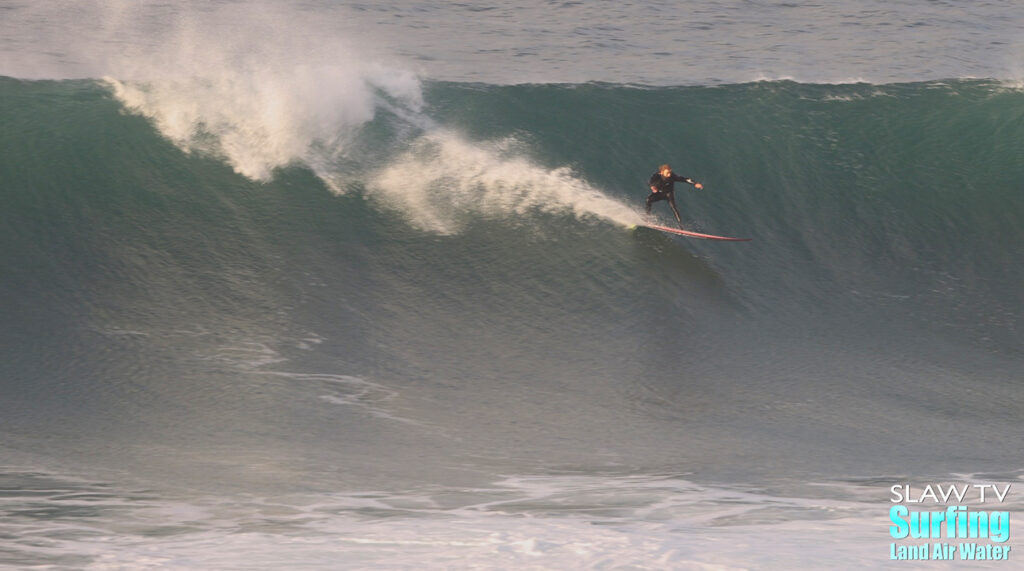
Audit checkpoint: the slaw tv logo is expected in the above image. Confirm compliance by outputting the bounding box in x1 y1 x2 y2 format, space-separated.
889 484 1012 562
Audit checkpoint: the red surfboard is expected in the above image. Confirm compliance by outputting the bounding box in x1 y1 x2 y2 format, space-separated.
638 224 751 242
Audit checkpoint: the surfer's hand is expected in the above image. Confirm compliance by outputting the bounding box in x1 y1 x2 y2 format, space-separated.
694 183 703 190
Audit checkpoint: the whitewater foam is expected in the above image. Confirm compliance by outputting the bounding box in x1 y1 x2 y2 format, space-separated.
100 3 422 182
368 131 643 234
6 469 957 570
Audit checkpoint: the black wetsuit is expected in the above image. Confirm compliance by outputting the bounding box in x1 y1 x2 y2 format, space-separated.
646 171 697 224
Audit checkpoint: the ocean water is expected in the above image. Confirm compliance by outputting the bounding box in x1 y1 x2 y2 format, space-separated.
1 1 1023 569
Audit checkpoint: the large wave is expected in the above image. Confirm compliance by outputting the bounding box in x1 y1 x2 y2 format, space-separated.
0 3 1021 497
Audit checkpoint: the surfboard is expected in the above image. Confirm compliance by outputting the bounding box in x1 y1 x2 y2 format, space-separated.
630 223 751 242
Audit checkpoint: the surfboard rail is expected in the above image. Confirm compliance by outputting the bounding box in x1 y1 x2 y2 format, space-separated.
634 223 751 242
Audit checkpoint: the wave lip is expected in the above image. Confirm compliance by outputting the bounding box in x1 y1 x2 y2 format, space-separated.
96 3 423 182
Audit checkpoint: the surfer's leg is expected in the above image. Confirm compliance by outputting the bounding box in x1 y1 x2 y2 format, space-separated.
667 193 683 227
645 193 660 214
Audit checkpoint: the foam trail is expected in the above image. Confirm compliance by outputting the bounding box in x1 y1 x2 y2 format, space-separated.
369 131 644 234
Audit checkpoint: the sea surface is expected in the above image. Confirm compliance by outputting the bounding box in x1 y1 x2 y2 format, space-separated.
1 1 1022 568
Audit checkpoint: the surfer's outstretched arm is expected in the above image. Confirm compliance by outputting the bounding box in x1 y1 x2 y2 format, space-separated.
673 174 704 190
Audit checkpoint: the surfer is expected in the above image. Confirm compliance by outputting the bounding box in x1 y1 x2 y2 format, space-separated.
646 164 703 228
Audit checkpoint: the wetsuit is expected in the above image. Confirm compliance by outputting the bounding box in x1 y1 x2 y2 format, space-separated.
646 171 698 224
